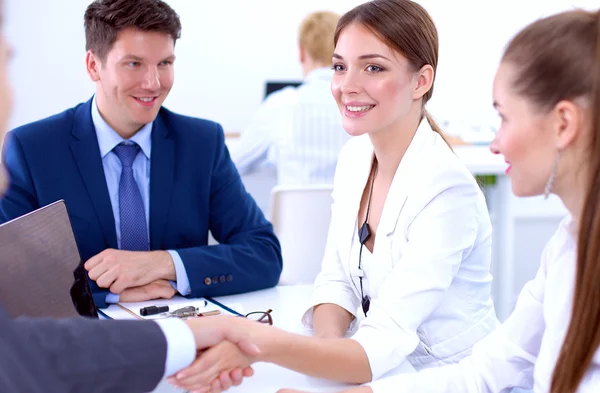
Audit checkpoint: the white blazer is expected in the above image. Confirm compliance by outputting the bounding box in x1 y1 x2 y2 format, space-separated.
368 215 600 393
302 120 499 380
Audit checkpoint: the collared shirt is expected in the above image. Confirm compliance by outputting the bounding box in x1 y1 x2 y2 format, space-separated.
91 97 191 303
368 215 600 393
231 67 350 185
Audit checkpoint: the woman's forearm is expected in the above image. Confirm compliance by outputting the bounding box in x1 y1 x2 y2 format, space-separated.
312 303 355 338
256 328 373 384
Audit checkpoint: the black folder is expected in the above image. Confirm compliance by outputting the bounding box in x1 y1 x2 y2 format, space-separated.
0 200 97 318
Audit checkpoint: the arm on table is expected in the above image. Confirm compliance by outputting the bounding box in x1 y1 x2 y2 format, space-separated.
303 169 360 338
312 303 355 338
175 316 373 388
277 260 547 393
176 124 282 298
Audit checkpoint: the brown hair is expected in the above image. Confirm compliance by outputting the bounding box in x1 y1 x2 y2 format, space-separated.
334 0 444 137
84 0 181 62
299 11 340 66
502 9 600 393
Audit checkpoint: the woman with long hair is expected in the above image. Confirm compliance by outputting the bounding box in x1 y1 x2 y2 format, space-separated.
281 7 600 393
170 1 499 392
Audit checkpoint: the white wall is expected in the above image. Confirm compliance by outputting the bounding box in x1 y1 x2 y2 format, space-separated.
5 0 598 133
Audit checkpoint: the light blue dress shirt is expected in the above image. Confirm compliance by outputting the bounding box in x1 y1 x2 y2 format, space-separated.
91 97 191 303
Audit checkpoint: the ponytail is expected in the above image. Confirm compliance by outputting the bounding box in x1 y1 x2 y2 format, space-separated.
550 9 600 393
423 108 452 150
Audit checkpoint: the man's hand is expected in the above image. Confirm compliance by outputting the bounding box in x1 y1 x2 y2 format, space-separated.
182 315 260 359
84 249 176 293
171 340 255 392
118 279 177 302
169 316 261 392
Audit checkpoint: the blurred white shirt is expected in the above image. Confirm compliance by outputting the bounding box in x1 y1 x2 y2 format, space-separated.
368 215 600 393
231 67 350 186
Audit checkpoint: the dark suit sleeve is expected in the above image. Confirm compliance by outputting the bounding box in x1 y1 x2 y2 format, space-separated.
12 316 167 392
177 124 283 298
0 132 41 223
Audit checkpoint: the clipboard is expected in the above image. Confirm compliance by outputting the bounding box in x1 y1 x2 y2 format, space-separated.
99 295 243 320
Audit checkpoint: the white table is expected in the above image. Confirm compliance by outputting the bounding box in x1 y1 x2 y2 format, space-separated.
124 285 354 393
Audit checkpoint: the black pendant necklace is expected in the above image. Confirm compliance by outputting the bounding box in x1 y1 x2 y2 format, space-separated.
358 159 377 316
359 160 377 245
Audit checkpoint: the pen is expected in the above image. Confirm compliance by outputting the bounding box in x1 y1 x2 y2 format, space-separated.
140 305 169 316
197 310 221 317
139 300 208 317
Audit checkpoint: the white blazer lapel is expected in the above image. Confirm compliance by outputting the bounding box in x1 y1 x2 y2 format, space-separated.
378 120 435 237
336 136 374 284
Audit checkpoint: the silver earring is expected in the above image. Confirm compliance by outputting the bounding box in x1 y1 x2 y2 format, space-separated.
544 150 561 199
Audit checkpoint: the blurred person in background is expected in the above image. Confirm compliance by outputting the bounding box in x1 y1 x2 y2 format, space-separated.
231 11 350 186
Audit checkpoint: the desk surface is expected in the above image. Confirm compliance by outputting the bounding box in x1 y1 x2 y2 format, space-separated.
111 285 353 393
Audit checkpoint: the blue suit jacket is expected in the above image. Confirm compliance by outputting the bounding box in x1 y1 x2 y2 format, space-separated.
1 99 282 308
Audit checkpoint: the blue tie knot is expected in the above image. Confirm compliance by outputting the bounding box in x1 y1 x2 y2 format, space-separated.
113 142 140 169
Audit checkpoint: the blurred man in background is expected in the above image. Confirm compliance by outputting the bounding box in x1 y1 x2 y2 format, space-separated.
232 11 350 186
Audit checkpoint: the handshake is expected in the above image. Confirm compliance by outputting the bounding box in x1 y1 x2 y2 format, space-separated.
168 315 264 393
163 314 358 393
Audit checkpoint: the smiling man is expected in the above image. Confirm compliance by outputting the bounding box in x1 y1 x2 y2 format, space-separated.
0 0 282 308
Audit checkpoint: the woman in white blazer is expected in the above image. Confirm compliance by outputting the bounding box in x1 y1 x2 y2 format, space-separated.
277 7 600 393
169 1 498 392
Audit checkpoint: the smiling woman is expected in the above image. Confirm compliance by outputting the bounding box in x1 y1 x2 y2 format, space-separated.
330 0 445 142
276 6 600 393
169 1 498 392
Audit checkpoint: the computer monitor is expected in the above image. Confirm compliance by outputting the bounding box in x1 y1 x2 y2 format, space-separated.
264 81 302 99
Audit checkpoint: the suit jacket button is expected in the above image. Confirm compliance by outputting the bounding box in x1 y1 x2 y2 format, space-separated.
204 277 212 286
226 274 233 282
211 276 219 285
219 275 226 283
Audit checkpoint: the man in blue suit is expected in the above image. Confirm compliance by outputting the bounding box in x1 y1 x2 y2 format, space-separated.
0 0 282 308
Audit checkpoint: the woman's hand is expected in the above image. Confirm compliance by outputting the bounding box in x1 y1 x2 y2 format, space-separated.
170 340 257 392
169 315 269 392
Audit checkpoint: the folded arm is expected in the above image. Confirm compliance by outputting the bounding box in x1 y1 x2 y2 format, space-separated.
176 127 282 298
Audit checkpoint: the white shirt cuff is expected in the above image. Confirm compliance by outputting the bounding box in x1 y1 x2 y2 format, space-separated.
167 250 191 296
351 320 418 380
105 292 120 304
301 285 360 330
155 318 196 377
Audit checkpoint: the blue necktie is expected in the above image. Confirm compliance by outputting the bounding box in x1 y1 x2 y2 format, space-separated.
113 142 149 251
